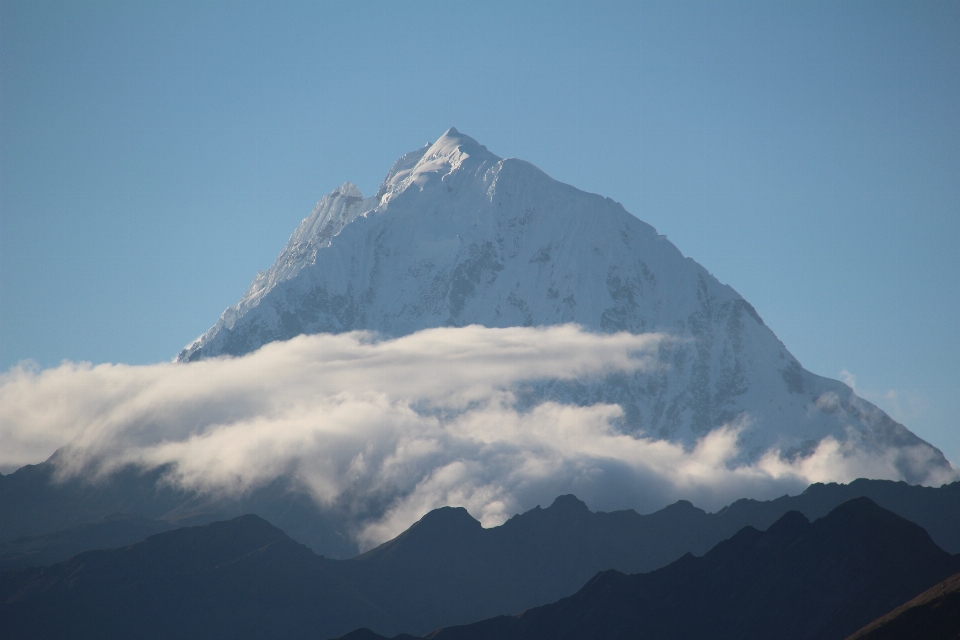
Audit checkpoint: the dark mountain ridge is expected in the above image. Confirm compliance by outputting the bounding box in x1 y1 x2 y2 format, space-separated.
4 454 958 567
8 497 953 640
4 492 959 639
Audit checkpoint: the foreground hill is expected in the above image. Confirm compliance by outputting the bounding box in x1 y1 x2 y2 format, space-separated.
346 498 960 640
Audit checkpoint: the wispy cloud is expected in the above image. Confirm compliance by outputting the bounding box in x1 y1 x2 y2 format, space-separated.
840 368 928 426
839 368 858 390
1 326 947 550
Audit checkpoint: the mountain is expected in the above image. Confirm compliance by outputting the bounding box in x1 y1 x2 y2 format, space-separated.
6 498 956 640
339 494 727 632
4 449 959 565
715 477 960 553
844 570 960 640
348 498 960 640
0 513 176 570
0 459 362 559
0 494 740 638
0 480 960 637
339 481 960 631
0 515 400 640
176 128 952 482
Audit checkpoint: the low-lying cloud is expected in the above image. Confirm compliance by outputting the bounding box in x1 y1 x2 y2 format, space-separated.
0 325 940 549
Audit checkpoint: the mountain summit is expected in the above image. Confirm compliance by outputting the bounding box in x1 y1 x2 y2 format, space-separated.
177 129 954 483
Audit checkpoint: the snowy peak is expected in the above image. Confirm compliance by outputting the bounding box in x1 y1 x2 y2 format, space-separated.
333 181 363 199
376 146 430 200
378 128 500 205
189 126 508 348
425 127 492 161
240 182 376 304
176 128 955 485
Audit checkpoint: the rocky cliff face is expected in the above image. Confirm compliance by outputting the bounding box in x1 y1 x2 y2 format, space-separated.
177 128 954 484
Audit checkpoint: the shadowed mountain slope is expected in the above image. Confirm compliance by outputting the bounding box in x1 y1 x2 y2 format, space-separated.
844 570 960 640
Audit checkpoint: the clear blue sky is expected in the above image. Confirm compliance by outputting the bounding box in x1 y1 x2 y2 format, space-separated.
2 1 958 467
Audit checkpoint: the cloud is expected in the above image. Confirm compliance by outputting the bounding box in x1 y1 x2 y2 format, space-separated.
0 325 944 550
839 367 928 426
839 368 857 390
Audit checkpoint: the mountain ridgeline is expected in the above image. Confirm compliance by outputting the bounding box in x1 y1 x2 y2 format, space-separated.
176 128 952 482
3 496 958 640
357 498 960 640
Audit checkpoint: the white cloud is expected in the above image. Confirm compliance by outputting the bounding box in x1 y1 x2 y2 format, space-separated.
0 326 942 550
839 368 857 390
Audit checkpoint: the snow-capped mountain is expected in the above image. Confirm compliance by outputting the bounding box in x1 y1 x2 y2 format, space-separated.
178 128 954 483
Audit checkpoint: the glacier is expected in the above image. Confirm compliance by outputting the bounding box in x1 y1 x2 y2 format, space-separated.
178 128 955 484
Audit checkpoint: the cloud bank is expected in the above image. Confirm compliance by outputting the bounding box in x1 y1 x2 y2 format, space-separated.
0 325 939 549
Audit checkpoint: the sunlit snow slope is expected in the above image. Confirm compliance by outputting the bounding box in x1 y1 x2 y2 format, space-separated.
178 128 954 484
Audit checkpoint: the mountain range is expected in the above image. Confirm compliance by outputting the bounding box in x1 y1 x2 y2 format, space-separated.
3 497 956 640
3 478 959 637
336 498 960 640
3 438 959 565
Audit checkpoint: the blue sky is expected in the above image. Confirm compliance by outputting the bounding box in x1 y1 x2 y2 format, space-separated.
2 1 958 468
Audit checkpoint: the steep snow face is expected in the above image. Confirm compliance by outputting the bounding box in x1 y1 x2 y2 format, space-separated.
178 128 953 483
192 182 380 339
